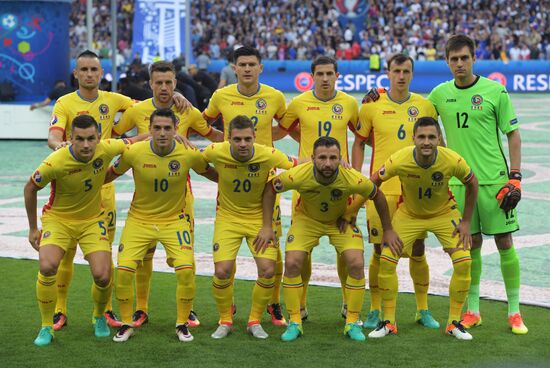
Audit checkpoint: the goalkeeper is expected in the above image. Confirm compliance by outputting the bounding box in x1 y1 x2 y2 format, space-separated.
427 34 526 334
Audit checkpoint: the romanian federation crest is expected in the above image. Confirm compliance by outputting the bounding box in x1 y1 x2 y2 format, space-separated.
256 98 267 110
99 104 109 115
432 171 444 182
169 160 181 172
93 158 103 170
471 95 483 105
332 103 343 115
407 106 419 117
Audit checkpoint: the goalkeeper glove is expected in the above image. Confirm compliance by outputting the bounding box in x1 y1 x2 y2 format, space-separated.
496 170 522 212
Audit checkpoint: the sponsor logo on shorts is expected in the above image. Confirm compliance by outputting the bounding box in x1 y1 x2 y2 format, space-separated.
99 104 109 115
256 98 267 110
33 170 42 183
332 104 343 115
248 163 260 172
287 234 294 243
93 158 104 170
43 231 51 238
213 243 219 252
118 243 124 252
331 189 343 201
169 160 181 172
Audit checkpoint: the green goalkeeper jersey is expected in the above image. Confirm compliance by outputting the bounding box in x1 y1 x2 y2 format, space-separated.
428 75 519 185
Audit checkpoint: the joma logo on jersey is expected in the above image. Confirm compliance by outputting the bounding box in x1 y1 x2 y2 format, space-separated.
382 110 396 115
446 99 456 103
231 101 244 106
143 163 157 168
93 158 104 173
76 111 89 116
471 95 483 110
68 168 82 175
224 164 237 169
306 106 320 111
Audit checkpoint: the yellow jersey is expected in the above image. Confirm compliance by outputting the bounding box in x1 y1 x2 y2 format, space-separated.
50 90 134 140
113 98 212 138
202 142 297 221
356 92 437 195
279 90 359 160
272 162 377 223
203 83 286 146
112 140 209 223
31 139 129 220
378 146 473 218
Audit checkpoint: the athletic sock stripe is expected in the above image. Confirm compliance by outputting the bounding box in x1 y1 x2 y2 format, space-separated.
38 279 56 286
282 282 303 288
174 264 193 271
256 281 274 289
452 256 472 264
118 266 136 273
380 255 399 264
212 282 232 290
345 284 366 290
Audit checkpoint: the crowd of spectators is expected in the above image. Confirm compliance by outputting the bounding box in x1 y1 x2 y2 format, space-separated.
69 0 550 62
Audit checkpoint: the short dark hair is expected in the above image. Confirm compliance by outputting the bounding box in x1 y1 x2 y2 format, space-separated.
313 136 340 153
72 114 98 132
77 50 100 60
387 53 414 71
413 117 442 136
445 34 475 59
150 108 177 127
149 61 176 78
228 115 254 135
311 56 338 74
233 46 261 64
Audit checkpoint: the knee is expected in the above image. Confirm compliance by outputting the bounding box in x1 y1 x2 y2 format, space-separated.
494 233 513 250
93 271 111 287
346 260 365 279
39 260 59 277
411 240 425 257
258 266 275 279
284 258 301 277
472 234 483 249
214 267 232 280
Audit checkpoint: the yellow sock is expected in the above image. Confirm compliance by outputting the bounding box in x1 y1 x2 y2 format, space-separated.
448 250 472 324
212 276 233 324
55 246 76 314
135 254 154 312
337 253 348 304
409 255 429 311
300 255 312 308
105 259 115 312
37 272 57 327
116 263 136 325
283 275 303 324
175 264 194 325
379 248 400 324
92 281 112 318
344 276 365 324
270 248 283 304
249 276 275 322
368 252 381 311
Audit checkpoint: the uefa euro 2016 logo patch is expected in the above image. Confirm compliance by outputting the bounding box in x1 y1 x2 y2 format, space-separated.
248 163 260 172
332 104 343 115
255 98 267 110
169 160 181 172
273 178 284 191
93 158 103 170
287 235 294 243
371 228 378 236
331 189 343 201
33 170 42 183
407 106 419 118
213 243 219 252
118 243 124 252
379 165 386 176
471 95 483 110
42 231 51 238
49 115 58 126
99 104 109 115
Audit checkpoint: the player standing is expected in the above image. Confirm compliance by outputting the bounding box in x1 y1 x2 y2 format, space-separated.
107 109 217 342
24 115 133 346
113 61 223 328
428 34 527 334
278 56 360 320
351 54 439 329
255 137 400 341
367 117 478 340
203 46 290 325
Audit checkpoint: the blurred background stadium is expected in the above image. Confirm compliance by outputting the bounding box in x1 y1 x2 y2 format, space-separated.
0 1 549 362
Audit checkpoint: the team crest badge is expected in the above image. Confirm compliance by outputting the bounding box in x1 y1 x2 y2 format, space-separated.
255 98 267 110
93 158 103 170
432 171 444 182
99 104 109 115
407 106 419 117
331 189 343 200
248 163 260 172
49 115 58 126
213 243 219 252
471 95 483 105
287 235 294 243
33 170 42 183
43 231 51 239
169 160 181 172
118 243 124 252
332 104 343 115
